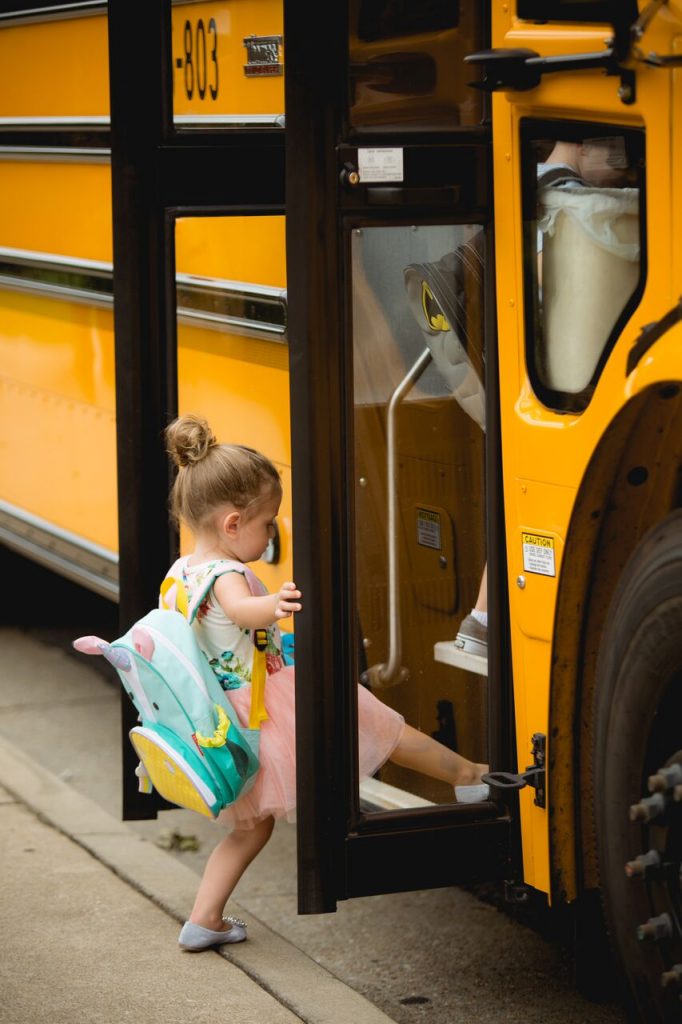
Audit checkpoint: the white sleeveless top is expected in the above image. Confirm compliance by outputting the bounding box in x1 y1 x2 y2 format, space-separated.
163 556 284 690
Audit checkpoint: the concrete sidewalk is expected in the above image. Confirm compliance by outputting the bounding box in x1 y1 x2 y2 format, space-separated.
0 625 627 1024
0 740 395 1024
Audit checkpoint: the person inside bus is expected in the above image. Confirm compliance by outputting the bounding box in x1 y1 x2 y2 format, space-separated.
404 136 634 671
403 229 488 670
163 414 490 952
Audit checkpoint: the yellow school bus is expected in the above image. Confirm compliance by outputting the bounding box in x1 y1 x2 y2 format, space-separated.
0 0 290 600
3 2 682 1021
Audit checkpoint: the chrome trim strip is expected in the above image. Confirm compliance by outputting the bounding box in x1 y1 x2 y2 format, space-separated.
176 274 287 342
174 114 285 129
0 2 105 25
0 274 112 306
0 500 118 601
0 118 111 156
0 115 284 134
0 116 109 127
0 147 110 162
0 247 111 305
0 247 288 341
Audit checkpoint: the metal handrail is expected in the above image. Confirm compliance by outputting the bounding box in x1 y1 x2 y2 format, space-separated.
364 346 432 688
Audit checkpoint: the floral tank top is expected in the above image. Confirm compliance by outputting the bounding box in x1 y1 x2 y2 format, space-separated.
164 556 284 691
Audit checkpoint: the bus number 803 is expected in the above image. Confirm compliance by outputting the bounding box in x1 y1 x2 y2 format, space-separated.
176 17 218 101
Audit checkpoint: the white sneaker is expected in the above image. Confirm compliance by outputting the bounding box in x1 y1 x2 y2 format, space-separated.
454 783 490 804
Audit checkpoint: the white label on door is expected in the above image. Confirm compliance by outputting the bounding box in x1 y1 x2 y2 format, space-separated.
357 148 404 183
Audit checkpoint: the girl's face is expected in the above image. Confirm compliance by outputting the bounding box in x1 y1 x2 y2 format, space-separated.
233 491 281 563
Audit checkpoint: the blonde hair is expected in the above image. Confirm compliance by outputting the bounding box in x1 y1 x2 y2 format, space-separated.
165 414 281 533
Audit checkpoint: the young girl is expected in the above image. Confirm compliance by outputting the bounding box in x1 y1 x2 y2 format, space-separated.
165 414 488 952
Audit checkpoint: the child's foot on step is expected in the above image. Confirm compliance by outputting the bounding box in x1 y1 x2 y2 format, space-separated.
454 763 490 803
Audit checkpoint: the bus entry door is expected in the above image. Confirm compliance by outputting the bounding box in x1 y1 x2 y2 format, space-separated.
285 0 514 913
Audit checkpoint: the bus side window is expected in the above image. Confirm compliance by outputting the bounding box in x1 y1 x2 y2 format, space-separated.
523 127 645 412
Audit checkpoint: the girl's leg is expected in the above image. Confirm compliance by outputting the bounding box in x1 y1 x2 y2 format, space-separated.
189 815 275 932
389 723 487 788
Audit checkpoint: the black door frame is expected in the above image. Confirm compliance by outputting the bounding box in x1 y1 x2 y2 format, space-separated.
108 0 285 819
285 1 517 912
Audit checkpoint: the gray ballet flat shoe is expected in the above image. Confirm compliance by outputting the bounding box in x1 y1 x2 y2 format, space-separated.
178 915 247 951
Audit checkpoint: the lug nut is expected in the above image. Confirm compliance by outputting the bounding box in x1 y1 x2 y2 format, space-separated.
637 913 673 942
661 964 682 989
625 849 661 879
648 764 682 793
630 793 666 822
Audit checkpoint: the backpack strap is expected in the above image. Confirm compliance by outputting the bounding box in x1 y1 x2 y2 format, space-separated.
207 561 270 729
159 559 260 622
187 560 255 623
159 558 270 730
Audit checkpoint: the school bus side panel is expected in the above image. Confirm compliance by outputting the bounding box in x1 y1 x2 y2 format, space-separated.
492 5 676 898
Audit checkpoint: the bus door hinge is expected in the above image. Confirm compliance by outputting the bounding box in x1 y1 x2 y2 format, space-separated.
482 733 546 808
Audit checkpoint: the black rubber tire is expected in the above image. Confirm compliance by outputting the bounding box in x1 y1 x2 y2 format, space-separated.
594 509 682 1022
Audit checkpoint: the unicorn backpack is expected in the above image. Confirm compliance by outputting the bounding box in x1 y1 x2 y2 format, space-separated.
73 561 266 819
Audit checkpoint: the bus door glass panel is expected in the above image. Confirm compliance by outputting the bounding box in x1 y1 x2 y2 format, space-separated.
173 214 293 597
522 124 645 412
348 0 484 131
352 223 487 810
171 2 284 128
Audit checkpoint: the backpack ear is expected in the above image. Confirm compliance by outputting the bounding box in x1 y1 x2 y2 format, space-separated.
73 635 106 655
73 637 132 670
132 626 155 660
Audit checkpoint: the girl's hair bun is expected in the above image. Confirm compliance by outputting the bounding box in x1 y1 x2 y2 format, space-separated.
165 414 217 468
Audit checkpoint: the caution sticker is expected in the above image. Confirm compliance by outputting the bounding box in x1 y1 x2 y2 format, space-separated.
522 532 556 577
417 508 442 550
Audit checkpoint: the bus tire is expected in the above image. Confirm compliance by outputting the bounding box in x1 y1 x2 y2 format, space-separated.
593 509 682 1023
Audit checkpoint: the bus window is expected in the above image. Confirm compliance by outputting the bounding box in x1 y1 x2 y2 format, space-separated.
522 124 645 412
348 0 484 131
174 214 293 600
351 223 487 809
171 2 284 130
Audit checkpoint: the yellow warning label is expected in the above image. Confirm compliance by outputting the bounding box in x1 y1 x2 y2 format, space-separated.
522 532 556 577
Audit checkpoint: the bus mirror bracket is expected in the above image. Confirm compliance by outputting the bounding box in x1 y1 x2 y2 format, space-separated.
465 47 636 106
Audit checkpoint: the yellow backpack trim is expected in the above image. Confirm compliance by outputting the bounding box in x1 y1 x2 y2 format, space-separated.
195 703 231 748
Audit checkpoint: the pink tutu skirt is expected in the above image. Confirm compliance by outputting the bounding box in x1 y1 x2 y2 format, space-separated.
217 665 405 830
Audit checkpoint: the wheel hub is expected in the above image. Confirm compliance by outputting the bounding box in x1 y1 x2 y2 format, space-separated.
628 752 682 1000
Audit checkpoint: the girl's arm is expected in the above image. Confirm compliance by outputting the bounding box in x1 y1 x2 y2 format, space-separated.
213 572 302 629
